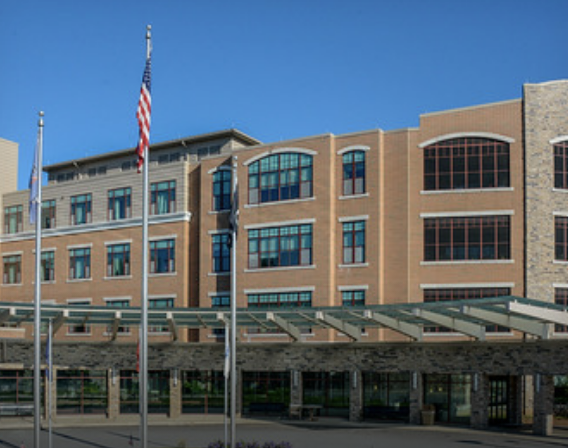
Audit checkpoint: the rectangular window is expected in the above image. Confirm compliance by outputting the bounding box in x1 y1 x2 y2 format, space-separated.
343 221 366 264
424 138 510 191
248 224 312 269
343 151 366 195
555 216 568 261
108 188 132 220
56 370 107 415
342 290 365 306
424 288 510 333
41 251 55 282
67 300 91 335
213 170 232 211
107 243 131 277
106 299 130 334
212 234 231 273
211 295 229 337
424 216 510 261
3 255 21 284
41 200 56 229
69 248 91 280
554 288 568 333
554 142 568 189
70 194 92 225
149 297 174 333
150 239 175 274
248 291 312 308
4 205 23 234
151 180 176 215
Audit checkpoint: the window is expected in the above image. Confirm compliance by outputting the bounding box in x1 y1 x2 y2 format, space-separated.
67 300 91 335
343 221 365 264
70 194 92 225
424 216 510 261
424 288 510 333
212 234 230 273
56 370 107 414
554 141 568 189
41 251 55 282
41 200 56 229
342 151 366 195
212 169 232 211
150 239 175 274
108 188 132 220
248 152 313 204
248 291 312 308
554 289 568 333
121 161 132 172
151 180 176 215
4 205 22 234
149 298 174 333
106 299 130 334
555 216 568 261
69 248 91 280
342 290 365 306
3 255 21 284
107 243 131 277
424 138 510 191
248 224 312 269
211 295 230 338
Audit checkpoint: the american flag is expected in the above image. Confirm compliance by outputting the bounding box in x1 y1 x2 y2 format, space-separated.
136 51 152 172
28 128 41 224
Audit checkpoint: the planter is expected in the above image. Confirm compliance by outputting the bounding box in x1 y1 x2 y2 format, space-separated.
421 410 435 425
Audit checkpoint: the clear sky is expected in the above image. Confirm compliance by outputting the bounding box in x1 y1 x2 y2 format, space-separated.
1 0 567 190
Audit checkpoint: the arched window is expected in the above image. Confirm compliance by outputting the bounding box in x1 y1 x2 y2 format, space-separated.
423 138 509 191
342 150 366 195
554 140 568 189
248 152 313 204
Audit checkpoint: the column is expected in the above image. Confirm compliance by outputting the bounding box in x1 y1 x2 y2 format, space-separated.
236 367 243 417
408 371 423 425
470 373 489 429
290 370 303 405
169 368 182 419
533 374 554 436
349 370 363 422
107 368 120 420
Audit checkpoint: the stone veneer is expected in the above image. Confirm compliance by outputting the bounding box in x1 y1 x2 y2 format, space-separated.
524 80 568 302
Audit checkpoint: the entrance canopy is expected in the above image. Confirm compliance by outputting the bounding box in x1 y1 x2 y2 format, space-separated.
1 296 567 342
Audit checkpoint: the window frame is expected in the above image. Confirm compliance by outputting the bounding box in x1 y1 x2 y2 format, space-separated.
2 254 22 284
212 169 232 211
342 221 366 264
150 180 176 215
554 141 568 189
41 251 55 282
149 239 176 274
106 243 131 277
342 150 366 196
70 194 92 225
554 288 568 333
555 216 568 261
247 224 313 269
69 247 91 280
41 200 56 229
108 187 132 221
212 233 231 273
4 205 23 234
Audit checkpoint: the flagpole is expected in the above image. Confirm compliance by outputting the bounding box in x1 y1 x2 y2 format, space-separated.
47 318 53 448
230 156 238 448
139 24 152 448
224 320 229 448
33 111 44 448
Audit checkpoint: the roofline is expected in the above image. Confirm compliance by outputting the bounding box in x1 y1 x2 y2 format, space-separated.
43 128 261 172
420 98 521 119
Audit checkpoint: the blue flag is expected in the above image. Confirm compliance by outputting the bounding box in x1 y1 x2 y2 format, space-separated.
45 332 50 380
29 131 40 224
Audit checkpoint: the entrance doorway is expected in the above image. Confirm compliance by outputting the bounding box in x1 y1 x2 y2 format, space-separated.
489 376 509 425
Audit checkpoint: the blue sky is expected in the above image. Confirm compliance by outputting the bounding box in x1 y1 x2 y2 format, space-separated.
1 0 567 190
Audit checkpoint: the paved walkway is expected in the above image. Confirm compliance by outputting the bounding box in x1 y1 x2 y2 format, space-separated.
1 419 567 448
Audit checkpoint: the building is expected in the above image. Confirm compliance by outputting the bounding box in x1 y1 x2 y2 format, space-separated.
0 80 567 431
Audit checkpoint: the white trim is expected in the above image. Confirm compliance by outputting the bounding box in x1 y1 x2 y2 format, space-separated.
337 285 369 291
338 262 369 269
243 147 318 166
421 188 514 195
338 215 369 223
208 272 230 277
103 296 132 303
552 188 568 194
67 298 92 304
553 283 568 289
148 272 177 278
244 218 315 230
421 260 514 266
1 251 23 257
31 248 57 254
245 265 316 273
0 212 192 244
208 229 231 235
208 291 230 297
418 132 515 148
104 239 133 246
337 145 370 155
207 165 232 175
420 210 514 218
244 286 316 294
339 193 370 201
148 294 177 300
103 275 133 281
550 135 568 145
553 261 568 266
553 211 568 217
66 243 93 250
420 282 515 290
66 278 92 284
245 196 316 209
148 234 177 242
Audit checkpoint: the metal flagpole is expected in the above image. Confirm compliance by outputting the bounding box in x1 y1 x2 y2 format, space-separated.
47 319 52 448
230 157 238 448
33 111 44 448
139 25 152 448
224 320 229 448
